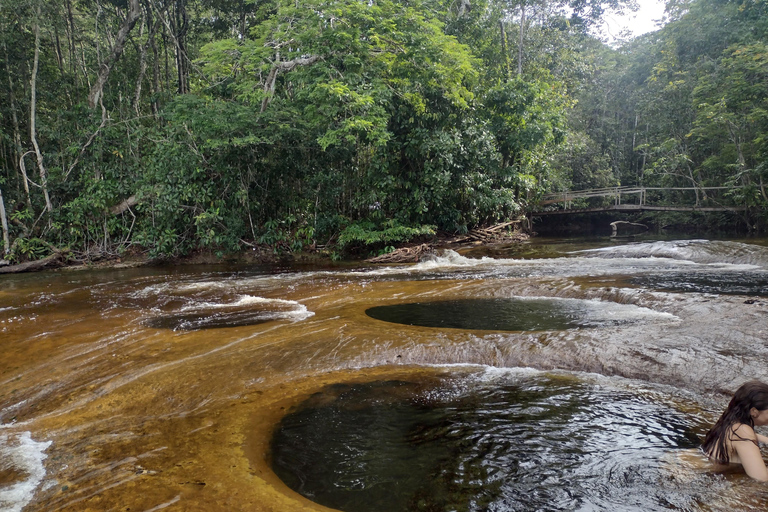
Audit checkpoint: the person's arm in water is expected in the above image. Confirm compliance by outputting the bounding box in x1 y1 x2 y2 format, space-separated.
732 423 768 482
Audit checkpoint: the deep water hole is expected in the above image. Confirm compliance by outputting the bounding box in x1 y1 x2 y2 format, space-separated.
270 370 720 512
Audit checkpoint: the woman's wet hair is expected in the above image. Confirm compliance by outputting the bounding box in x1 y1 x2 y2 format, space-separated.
702 380 768 463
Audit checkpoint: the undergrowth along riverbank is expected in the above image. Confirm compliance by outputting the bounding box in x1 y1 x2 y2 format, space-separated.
0 223 531 274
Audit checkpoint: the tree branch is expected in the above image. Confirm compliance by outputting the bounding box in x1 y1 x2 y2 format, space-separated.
260 54 320 112
88 0 142 108
110 195 139 215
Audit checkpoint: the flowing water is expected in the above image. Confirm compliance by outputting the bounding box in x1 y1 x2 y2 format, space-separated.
2 238 768 511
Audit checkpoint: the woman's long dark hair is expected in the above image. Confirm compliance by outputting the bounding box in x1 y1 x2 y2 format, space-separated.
702 381 768 463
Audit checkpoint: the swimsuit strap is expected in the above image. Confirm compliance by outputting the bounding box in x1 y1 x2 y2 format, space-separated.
729 426 760 447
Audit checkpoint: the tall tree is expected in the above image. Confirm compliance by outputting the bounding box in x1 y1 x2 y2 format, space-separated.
88 0 142 107
29 2 52 213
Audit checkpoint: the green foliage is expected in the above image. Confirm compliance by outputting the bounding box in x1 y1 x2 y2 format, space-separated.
8 238 51 263
256 218 316 254
337 220 436 253
552 0 768 230
484 76 570 167
11 0 754 263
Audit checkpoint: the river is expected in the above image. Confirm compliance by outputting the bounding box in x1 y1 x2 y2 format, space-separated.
1 237 768 511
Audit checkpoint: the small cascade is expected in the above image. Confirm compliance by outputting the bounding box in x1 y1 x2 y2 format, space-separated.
578 240 768 267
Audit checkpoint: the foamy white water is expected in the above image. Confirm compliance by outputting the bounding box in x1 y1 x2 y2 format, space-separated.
577 240 768 267
0 431 52 512
539 296 679 325
355 248 766 283
177 295 314 321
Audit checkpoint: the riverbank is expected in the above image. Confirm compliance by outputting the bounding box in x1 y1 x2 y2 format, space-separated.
0 224 532 274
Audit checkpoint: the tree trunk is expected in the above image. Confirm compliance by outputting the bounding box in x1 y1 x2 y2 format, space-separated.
176 0 190 94
239 0 247 38
499 20 509 79
145 0 161 116
132 15 148 113
163 20 170 89
79 41 92 88
66 0 77 76
88 0 142 108
0 186 9 255
458 0 470 17
261 62 280 113
4 39 31 209
132 14 161 112
30 4 53 213
110 195 139 215
517 2 525 76
632 113 638 177
0 251 66 274
150 0 189 94
166 0 190 94
52 24 64 75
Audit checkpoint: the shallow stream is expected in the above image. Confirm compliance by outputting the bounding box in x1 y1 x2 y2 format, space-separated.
2 237 768 511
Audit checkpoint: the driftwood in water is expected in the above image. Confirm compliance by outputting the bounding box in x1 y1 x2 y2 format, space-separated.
366 243 434 264
0 251 66 274
447 220 523 244
610 220 648 237
366 220 527 264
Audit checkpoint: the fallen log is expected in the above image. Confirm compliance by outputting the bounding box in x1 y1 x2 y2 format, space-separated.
0 251 66 274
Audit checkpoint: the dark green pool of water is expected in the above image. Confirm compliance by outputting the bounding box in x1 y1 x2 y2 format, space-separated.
366 298 622 331
270 373 708 512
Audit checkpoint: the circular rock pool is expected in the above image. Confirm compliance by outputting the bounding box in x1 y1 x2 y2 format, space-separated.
270 370 720 512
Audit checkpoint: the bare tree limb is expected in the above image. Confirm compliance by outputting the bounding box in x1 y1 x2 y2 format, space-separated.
88 0 142 108
110 195 139 215
260 54 320 112
458 0 471 17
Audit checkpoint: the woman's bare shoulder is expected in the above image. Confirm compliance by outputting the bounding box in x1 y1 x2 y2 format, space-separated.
729 422 758 441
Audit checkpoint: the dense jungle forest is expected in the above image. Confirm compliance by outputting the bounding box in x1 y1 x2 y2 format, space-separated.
0 0 766 263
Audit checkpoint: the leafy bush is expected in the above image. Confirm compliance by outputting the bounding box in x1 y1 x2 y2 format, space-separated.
337 219 435 253
8 238 52 263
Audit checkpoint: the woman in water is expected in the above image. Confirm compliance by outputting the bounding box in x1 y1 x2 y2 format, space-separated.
702 380 768 481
